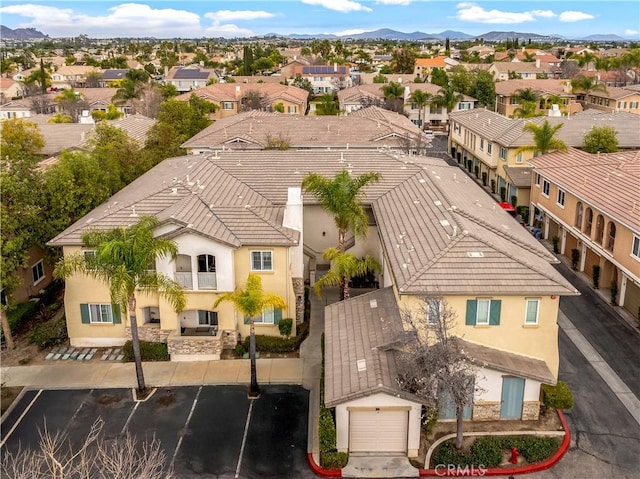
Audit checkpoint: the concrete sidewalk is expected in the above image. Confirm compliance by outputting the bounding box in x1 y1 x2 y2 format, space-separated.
0 357 304 389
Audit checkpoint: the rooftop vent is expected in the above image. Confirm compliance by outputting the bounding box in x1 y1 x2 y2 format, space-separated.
369 299 378 309
357 359 367 372
440 219 450 227
467 252 484 258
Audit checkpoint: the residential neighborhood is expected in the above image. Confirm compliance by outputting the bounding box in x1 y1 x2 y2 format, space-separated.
1 12 640 478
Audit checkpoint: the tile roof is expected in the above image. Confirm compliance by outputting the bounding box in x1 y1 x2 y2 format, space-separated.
490 62 546 73
106 114 156 145
181 107 426 150
36 123 94 156
49 150 577 297
338 83 476 104
449 108 640 149
503 166 534 187
324 288 417 407
175 83 309 105
494 79 573 97
529 148 640 232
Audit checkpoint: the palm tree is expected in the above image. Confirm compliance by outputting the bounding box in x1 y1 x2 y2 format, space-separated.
380 81 405 113
432 83 464 115
409 89 432 129
54 89 87 122
570 75 607 97
302 169 381 253
316 93 340 115
513 87 541 104
54 216 186 395
512 101 541 118
313 248 380 301
515 120 568 156
214 274 286 397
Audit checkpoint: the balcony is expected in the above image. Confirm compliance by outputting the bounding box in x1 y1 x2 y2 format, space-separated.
176 272 193 289
197 272 217 290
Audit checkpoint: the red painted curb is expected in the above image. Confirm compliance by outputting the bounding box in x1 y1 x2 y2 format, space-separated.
307 453 343 477
419 409 571 476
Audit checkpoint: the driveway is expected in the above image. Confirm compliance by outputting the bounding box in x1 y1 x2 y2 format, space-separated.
1 385 314 479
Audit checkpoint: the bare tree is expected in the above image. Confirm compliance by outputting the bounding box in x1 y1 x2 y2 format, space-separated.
30 94 54 115
132 83 164 118
241 90 266 111
2 417 172 479
394 298 481 449
358 95 384 109
396 132 432 156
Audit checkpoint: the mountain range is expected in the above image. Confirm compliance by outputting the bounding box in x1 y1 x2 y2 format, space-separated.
0 25 629 42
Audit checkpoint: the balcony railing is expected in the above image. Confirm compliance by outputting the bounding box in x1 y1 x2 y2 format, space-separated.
197 272 217 290
176 272 193 290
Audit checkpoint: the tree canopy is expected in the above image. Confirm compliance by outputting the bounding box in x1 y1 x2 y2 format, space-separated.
515 120 568 156
582 126 618 154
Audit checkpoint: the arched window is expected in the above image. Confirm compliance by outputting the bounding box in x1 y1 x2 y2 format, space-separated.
595 215 605 244
575 202 583 228
584 208 593 236
606 222 616 251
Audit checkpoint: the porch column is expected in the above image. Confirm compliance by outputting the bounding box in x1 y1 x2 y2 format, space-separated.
619 276 628 307
560 227 567 255
579 243 587 272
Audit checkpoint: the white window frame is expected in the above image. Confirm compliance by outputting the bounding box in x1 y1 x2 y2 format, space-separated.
535 173 541 187
487 143 492 154
524 299 540 325
556 188 566 207
32 260 45 285
632 235 640 260
251 250 273 271
516 152 523 164
222 102 233 110
542 179 550 197
89 303 114 324
499 147 507 161
426 299 441 326
476 299 491 325
480 138 484 151
287 105 296 113
255 306 275 324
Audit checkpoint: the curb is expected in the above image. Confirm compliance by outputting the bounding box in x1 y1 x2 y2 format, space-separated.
307 453 342 478
419 409 571 476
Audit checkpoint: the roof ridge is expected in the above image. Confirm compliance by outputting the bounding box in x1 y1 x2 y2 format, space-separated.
402 234 466 290
247 205 299 242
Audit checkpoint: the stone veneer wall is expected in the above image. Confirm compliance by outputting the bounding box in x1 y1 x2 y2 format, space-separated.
292 277 305 324
522 401 540 420
472 401 501 421
167 334 222 358
220 329 239 349
125 326 170 343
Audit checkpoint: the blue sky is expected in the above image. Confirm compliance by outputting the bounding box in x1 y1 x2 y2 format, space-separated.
1 1 638 39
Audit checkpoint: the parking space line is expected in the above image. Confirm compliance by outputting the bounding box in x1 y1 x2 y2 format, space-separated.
120 401 140 435
168 385 202 475
235 399 255 479
0 389 43 448
60 389 93 438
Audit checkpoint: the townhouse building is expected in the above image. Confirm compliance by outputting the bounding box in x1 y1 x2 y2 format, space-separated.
529 148 640 318
577 86 640 116
494 79 582 118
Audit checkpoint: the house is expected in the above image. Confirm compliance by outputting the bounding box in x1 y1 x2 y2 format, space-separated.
489 61 547 81
0 99 31 121
49 148 577 458
287 63 352 95
73 88 133 116
9 245 56 303
494 79 582 118
0 78 25 103
180 106 428 153
164 66 219 93
529 148 640 318
337 82 476 127
448 109 640 206
413 56 459 81
175 83 309 120
50 66 102 90
577 86 640 116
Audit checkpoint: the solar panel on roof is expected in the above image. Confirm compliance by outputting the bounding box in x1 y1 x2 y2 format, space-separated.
173 69 210 79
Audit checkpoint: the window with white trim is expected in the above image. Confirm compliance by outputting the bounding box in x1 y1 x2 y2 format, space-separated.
222 102 233 110
288 105 297 113
525 299 540 325
516 153 523 164
542 179 550 197
256 306 275 324
89 304 114 323
499 147 507 160
535 173 541 186
487 143 492 154
480 138 484 151
426 299 441 325
556 188 565 207
32 260 45 285
475 299 491 325
251 250 273 271
632 235 640 260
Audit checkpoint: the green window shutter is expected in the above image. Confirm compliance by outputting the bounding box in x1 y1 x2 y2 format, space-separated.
489 300 501 325
80 304 90 324
274 309 282 324
112 304 121 324
244 314 251 325
465 300 477 325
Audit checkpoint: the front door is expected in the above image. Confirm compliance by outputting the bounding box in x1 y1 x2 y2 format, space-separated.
500 377 525 419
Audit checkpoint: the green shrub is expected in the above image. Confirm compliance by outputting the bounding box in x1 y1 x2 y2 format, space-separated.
7 301 38 333
29 316 68 350
233 343 246 358
122 340 169 361
542 381 574 410
431 442 470 467
513 436 560 463
242 321 309 353
470 437 503 467
278 318 293 337
319 406 348 468
322 451 348 469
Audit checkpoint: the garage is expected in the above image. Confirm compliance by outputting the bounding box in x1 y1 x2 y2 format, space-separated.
349 409 408 453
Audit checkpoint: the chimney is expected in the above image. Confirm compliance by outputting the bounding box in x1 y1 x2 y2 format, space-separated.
164 65 168 77
283 187 304 278
235 85 242 98
536 58 541 68
334 62 337 72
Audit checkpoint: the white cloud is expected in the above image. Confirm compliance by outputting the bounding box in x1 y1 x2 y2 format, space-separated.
0 3 202 37
301 0 372 13
559 11 595 22
455 2 556 24
624 29 639 37
375 0 412 5
203 23 255 38
204 10 275 23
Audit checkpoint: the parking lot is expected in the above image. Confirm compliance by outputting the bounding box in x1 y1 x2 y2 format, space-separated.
1 385 315 479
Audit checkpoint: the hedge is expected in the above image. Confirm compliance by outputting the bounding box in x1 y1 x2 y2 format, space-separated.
542 381 574 410
6 301 38 334
432 436 561 468
122 340 169 361
29 316 68 350
242 320 309 353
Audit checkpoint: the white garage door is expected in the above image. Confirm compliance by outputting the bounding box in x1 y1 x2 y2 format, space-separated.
349 409 408 453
